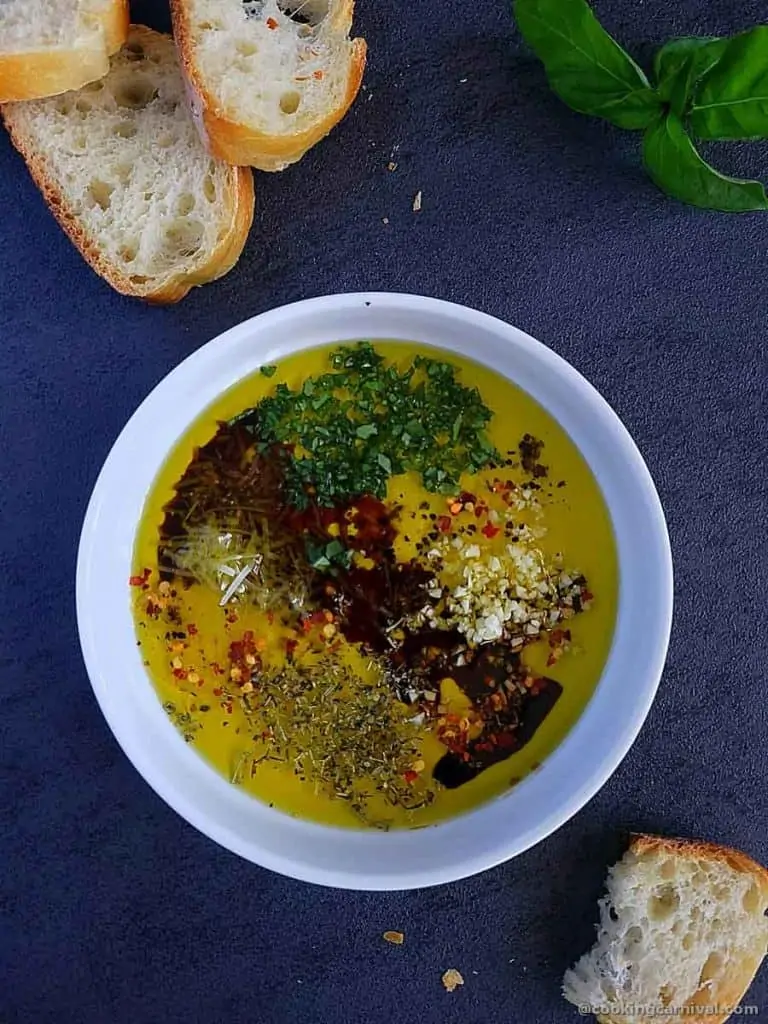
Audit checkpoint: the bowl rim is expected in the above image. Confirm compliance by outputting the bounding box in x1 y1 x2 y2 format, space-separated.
76 292 673 890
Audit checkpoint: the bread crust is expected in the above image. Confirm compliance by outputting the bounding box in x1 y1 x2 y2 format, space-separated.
629 833 768 896
0 1 130 103
170 0 366 171
592 833 768 1024
1 25 255 304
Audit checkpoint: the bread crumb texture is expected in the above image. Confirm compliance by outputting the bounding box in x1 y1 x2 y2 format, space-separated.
442 969 465 992
180 0 361 138
0 0 110 52
563 834 768 1024
2 26 252 300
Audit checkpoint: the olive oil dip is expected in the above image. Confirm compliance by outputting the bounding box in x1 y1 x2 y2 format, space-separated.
131 342 618 829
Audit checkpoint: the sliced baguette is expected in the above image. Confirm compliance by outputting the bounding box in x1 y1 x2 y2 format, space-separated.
0 0 129 103
563 834 768 1024
2 25 255 304
170 0 366 171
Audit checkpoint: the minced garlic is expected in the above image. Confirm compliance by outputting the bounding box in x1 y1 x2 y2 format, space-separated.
412 537 590 648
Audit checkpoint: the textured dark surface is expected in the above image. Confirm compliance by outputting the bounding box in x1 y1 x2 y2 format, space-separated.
2 1 767 1021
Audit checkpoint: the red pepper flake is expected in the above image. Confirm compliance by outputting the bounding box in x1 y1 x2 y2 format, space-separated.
437 515 452 533
129 567 152 586
187 623 198 636
267 611 275 625
301 610 328 633
481 522 500 539
403 770 419 784
172 668 187 680
285 638 298 658
474 503 487 518
212 687 223 697
495 732 516 749
582 590 594 602
266 16 278 28
313 69 324 79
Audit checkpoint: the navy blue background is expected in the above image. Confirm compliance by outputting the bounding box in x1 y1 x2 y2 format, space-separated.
2 1 767 1021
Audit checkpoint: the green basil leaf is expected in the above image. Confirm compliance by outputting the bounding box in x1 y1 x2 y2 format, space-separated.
513 0 661 129
690 26 768 140
653 36 727 116
642 111 768 211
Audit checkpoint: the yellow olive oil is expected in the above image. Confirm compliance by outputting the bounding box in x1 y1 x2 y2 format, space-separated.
132 343 618 829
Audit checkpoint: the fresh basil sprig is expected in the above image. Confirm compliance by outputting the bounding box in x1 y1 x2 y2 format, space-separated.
513 0 768 212
689 26 768 140
513 0 660 128
643 112 768 211
653 37 727 118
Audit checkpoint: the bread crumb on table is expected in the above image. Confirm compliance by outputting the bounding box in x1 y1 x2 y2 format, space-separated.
441 969 464 992
413 190 423 213
383 930 404 945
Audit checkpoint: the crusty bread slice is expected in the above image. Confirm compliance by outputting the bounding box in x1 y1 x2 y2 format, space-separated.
170 0 366 171
563 834 768 1024
0 0 129 103
1 25 255 303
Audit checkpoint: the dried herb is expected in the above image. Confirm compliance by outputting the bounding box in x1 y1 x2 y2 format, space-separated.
163 701 201 743
157 424 311 611
236 655 435 823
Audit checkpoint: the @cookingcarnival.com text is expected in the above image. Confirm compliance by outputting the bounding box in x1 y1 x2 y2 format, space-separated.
577 1003 759 1017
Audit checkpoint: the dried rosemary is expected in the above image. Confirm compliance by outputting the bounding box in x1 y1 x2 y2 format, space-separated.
235 655 435 822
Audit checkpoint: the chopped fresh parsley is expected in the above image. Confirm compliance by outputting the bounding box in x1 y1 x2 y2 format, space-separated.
305 537 354 573
259 364 277 378
236 342 500 509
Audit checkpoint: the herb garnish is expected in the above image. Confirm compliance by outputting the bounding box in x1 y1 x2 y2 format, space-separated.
236 656 435 824
163 701 201 743
513 3 768 211
305 537 354 573
157 424 312 610
237 343 500 509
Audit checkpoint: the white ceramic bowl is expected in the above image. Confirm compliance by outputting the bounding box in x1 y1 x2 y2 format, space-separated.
77 293 673 890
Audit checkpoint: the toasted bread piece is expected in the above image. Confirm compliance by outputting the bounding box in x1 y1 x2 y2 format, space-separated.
563 834 768 1024
170 0 366 171
0 0 129 103
2 26 255 303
